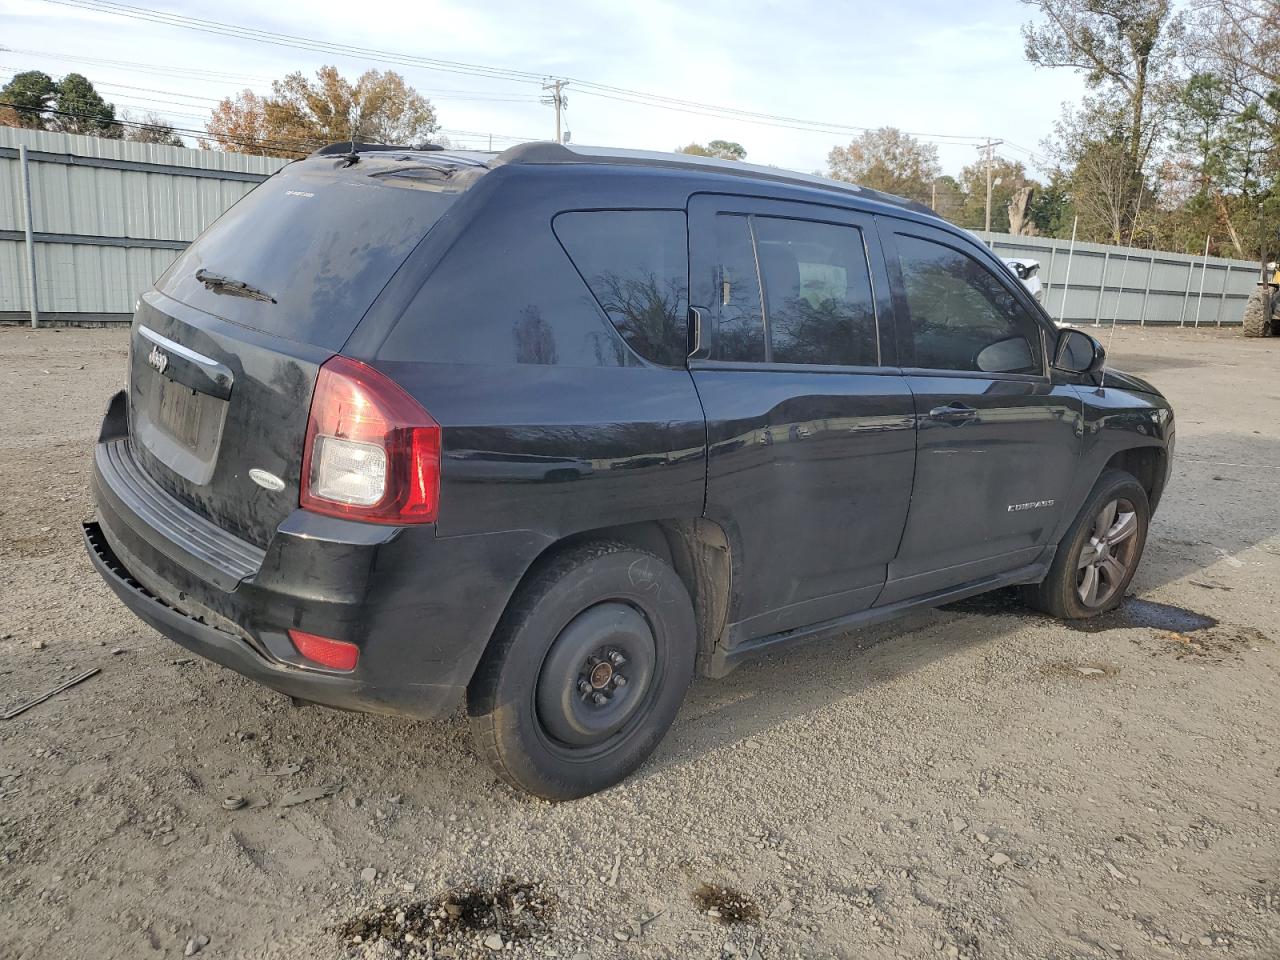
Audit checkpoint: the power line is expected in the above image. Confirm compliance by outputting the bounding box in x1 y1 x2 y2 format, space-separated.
0 55 544 103
0 100 327 153
36 0 549 84
0 99 534 155
31 0 994 146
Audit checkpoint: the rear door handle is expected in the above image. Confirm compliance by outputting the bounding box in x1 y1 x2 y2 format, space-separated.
688 306 712 361
927 402 978 423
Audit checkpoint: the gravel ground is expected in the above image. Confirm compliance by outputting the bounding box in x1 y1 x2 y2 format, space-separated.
1 323 1278 960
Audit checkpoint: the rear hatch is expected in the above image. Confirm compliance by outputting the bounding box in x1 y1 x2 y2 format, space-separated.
125 152 471 549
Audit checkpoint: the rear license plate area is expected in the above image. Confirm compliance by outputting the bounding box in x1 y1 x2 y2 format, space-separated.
156 376 205 449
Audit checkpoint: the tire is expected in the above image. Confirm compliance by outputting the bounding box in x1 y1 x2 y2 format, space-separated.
467 541 696 800
1241 288 1274 338
1022 469 1150 620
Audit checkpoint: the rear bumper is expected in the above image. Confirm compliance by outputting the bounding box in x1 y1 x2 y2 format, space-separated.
83 520 455 716
87 393 549 720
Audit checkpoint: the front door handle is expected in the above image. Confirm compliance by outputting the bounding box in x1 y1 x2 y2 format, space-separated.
927 402 978 423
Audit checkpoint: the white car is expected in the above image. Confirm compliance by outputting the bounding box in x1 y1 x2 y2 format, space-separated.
1003 257 1043 302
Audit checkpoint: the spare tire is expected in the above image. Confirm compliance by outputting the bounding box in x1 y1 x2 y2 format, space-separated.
1242 286 1274 337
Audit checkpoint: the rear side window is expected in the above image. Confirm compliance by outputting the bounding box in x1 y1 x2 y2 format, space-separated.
707 214 879 366
554 211 689 366
160 163 456 351
895 234 1041 375
754 217 877 366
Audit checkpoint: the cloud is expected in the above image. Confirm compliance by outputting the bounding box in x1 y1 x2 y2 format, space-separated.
4 0 1085 176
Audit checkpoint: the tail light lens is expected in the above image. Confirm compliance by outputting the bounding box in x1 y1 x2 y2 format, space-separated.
300 355 440 524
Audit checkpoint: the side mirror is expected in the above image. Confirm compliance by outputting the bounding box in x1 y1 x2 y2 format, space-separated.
1053 328 1105 376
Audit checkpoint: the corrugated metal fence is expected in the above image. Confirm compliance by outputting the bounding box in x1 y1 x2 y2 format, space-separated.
1 127 285 324
988 232 1260 328
0 126 1264 326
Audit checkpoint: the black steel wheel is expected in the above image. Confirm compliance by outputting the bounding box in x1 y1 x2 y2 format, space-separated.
467 541 695 800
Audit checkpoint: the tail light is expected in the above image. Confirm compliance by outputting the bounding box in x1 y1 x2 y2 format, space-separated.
300 355 440 524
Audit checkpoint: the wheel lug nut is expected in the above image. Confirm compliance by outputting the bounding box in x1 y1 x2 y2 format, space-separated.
612 675 627 688
609 652 626 667
592 692 608 706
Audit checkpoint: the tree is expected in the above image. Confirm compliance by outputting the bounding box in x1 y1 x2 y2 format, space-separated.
1051 95 1149 243
202 89 279 155
122 110 184 147
0 71 58 128
267 66 438 151
51 73 120 137
929 174 965 221
1021 0 1183 242
1174 0 1280 258
955 157 1040 233
676 139 747 161
203 68 440 157
1028 170 1073 236
827 127 940 201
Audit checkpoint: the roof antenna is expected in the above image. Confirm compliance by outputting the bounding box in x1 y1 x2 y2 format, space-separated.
1097 178 1144 393
342 107 361 167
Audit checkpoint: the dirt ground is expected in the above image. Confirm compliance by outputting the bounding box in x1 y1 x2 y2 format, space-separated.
1 323 1278 960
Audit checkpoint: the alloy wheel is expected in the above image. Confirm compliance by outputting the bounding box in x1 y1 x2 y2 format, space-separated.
1075 497 1139 608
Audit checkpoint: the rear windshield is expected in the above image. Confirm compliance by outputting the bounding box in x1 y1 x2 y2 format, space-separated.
158 161 456 350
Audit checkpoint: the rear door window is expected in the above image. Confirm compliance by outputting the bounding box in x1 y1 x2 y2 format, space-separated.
754 217 878 366
894 233 1042 375
713 214 767 362
703 213 879 366
554 210 689 366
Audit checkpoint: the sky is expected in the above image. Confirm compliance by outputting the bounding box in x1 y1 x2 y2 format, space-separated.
2 0 1088 179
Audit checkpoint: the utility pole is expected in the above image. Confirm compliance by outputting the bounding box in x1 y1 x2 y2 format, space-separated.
979 138 1003 238
541 79 568 144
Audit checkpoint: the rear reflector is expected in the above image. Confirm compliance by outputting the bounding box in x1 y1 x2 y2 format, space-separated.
288 629 359 672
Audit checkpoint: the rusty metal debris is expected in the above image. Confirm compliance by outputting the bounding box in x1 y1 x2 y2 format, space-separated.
2 667 101 720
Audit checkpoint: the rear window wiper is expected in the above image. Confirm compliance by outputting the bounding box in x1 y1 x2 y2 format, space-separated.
195 268 277 304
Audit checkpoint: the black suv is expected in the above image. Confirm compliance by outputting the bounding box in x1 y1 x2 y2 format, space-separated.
86 142 1174 798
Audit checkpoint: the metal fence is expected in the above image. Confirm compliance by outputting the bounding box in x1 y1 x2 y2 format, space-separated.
0 125 1264 326
1 126 286 324
988 232 1260 328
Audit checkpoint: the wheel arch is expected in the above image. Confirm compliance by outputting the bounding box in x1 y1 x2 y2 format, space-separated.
466 518 734 693
1102 445 1168 512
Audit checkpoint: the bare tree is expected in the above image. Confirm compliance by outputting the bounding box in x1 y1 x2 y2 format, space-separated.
1022 0 1183 241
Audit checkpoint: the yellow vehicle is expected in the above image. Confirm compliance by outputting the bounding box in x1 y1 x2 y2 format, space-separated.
1242 262 1280 337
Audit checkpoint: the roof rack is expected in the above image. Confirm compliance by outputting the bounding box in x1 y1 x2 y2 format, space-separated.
309 141 445 157
490 142 934 216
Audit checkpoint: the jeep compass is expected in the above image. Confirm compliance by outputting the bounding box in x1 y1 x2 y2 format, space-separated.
85 142 1174 798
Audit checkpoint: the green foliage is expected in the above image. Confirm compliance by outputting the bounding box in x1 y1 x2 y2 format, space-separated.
52 73 120 137
954 157 1039 233
0 71 120 137
0 71 58 128
676 140 747 161
1028 172 1073 237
